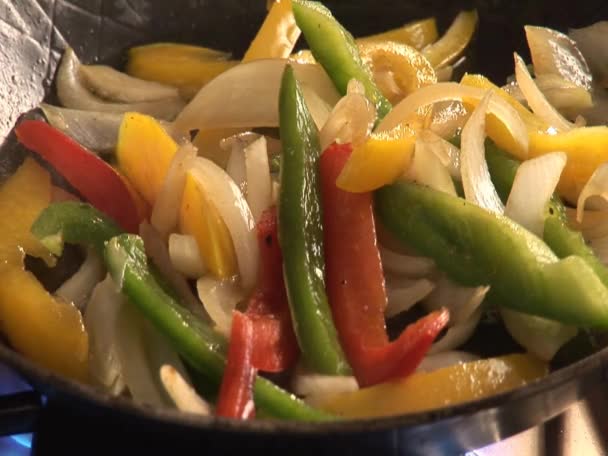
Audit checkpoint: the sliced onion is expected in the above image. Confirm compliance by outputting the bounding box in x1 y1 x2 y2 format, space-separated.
419 129 461 179
525 25 592 90
377 83 529 156
160 365 211 415
168 234 206 279
461 91 505 213
196 276 244 336
292 364 358 397
428 308 482 354
173 59 340 133
245 136 272 223
416 350 479 373
569 22 608 88
379 246 435 278
271 180 281 206
514 52 573 132
505 152 567 236
56 248 105 310
225 135 256 197
57 48 184 120
501 307 577 361
319 79 376 150
386 279 435 318
429 100 470 139
188 157 259 289
300 83 333 130
435 65 454 82
576 163 608 223
139 223 205 318
566 207 608 240
590 235 608 265
80 64 180 102
40 104 122 153
424 275 489 324
84 276 125 393
410 134 457 195
151 143 198 238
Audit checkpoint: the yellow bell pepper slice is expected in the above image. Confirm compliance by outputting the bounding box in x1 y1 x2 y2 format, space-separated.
179 174 237 278
116 113 237 278
358 42 437 103
336 123 417 192
0 159 88 381
243 0 300 62
126 43 237 99
422 10 478 68
357 18 439 50
308 354 547 418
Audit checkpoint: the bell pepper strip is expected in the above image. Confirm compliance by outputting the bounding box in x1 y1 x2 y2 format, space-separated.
15 120 143 233
320 143 448 386
336 123 417 193
243 0 300 62
374 181 608 327
245 206 299 372
0 159 88 381
116 112 238 278
104 233 333 421
291 0 392 120
278 65 350 375
356 17 439 50
307 354 548 418
421 10 478 68
216 311 257 419
483 141 608 289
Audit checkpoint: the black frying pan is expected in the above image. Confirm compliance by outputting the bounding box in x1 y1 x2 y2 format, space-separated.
1 0 608 454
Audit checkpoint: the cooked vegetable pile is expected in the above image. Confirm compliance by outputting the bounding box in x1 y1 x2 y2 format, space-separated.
2 0 608 421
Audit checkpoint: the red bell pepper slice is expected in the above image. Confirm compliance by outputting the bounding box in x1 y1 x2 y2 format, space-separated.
245 206 299 372
15 120 144 232
216 311 257 419
320 143 449 387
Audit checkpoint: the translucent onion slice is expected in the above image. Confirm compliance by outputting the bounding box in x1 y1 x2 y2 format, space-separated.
501 308 577 361
168 234 206 279
226 139 248 198
173 59 340 133
300 83 333 130
379 246 435 278
139 223 205 318
410 134 457 195
84 276 125 393
160 365 211 415
57 48 184 120
566 207 608 240
569 22 608 88
376 83 529 157
196 276 244 336
435 65 454 82
428 100 470 139
80 64 180 102
424 275 489 324
188 157 259 289
55 248 105 310
385 279 435 318
514 52 573 132
416 350 479 373
40 104 122 153
590 235 608 265
245 136 272 223
525 25 592 90
577 163 608 223
428 308 482 354
151 143 198 238
418 129 461 179
292 364 358 397
319 79 376 151
461 91 505 213
505 152 567 236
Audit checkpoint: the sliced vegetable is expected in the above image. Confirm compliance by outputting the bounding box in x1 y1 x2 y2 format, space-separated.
577 163 608 223
308 354 547 418
292 0 392 119
292 368 358 397
385 279 435 318
421 11 478 68
196 276 244 337
379 247 435 278
55 248 105 310
356 18 438 50
569 22 608 87
16 120 143 232
244 137 272 223
168 234 206 279
160 364 212 415
278 65 350 375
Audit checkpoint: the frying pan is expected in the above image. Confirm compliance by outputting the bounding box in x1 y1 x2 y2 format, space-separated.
1 0 608 454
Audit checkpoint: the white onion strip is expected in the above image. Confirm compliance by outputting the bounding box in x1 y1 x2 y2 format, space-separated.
410 135 458 196
416 351 479 373
56 248 105 310
292 364 358 397
188 157 259 289
566 207 608 240
505 152 567 236
577 163 608 223
57 48 184 120
174 59 340 133
461 91 505 214
196 276 244 336
245 136 272 223
379 247 435 278
590 235 608 265
168 234 206 279
160 365 211 415
418 129 461 179
424 276 489 324
514 52 573 132
386 279 435 318
569 22 608 88
428 308 482 354
377 83 529 157
151 143 198 238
